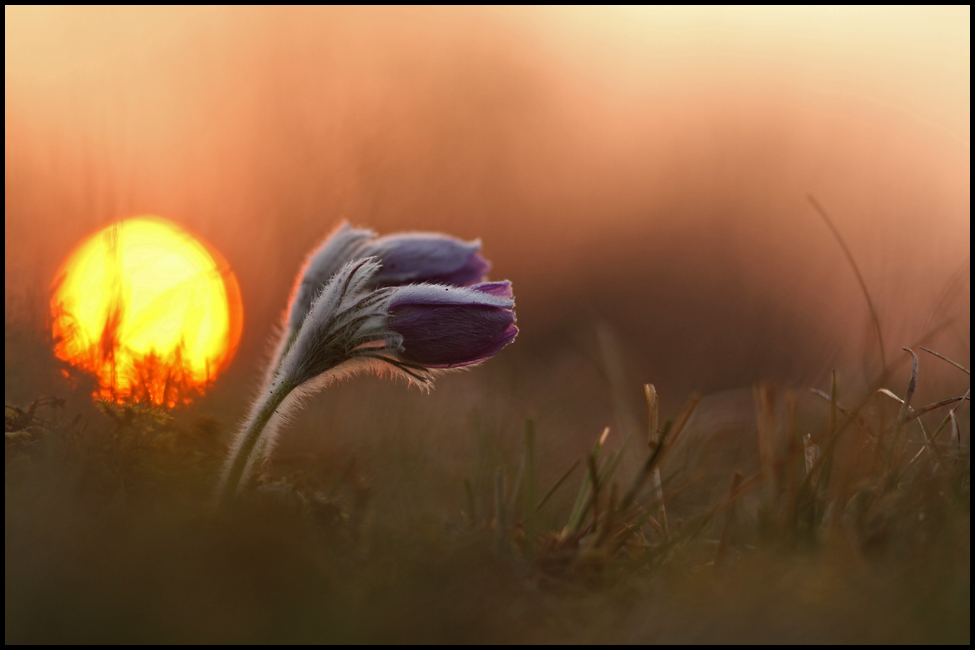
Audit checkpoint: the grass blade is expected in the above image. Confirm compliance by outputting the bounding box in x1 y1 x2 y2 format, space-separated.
808 195 886 377
523 418 537 560
566 427 609 533
714 471 743 568
645 383 667 538
537 460 580 513
920 347 970 376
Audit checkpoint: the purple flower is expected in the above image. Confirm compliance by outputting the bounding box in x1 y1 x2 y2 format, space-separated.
363 233 490 288
287 225 489 334
221 260 517 503
387 282 518 368
273 224 493 383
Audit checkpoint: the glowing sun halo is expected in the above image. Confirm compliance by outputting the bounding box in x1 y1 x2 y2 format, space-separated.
51 217 243 406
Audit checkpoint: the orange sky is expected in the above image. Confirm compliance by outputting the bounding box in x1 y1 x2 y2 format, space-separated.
5 7 970 389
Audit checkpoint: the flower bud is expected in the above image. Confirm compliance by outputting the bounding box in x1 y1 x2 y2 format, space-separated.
363 233 490 288
387 282 517 368
221 262 517 502
288 223 374 332
287 226 490 336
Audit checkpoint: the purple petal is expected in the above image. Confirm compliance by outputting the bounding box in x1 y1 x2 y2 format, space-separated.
472 281 513 299
388 283 514 310
389 303 517 367
440 322 518 368
434 252 490 287
363 234 490 287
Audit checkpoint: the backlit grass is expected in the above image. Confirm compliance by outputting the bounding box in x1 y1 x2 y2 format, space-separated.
5 332 968 643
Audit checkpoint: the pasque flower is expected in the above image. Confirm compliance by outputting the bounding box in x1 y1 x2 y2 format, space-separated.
220 253 516 504
272 223 490 377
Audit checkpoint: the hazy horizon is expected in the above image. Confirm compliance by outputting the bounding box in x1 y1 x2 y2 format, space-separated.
6 6 970 403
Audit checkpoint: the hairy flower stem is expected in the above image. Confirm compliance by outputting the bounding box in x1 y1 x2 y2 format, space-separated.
268 331 300 385
219 378 297 507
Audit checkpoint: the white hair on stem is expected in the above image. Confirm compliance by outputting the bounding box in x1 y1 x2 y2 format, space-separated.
219 253 510 506
219 258 450 506
241 356 443 483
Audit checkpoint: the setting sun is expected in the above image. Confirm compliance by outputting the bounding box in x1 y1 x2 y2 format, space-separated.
51 217 243 406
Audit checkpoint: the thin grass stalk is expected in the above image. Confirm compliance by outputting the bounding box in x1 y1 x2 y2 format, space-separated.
808 195 887 377
714 471 743 568
783 392 802 538
587 453 601 532
523 419 537 561
948 410 960 449
597 431 634 494
920 346 970 376
890 348 920 459
651 468 668 541
909 395 971 420
665 393 700 452
645 384 659 449
906 388 970 470
536 460 580 513
609 506 657 555
829 369 838 433
506 456 525 532
817 370 840 506
754 382 778 508
929 389 970 445
614 395 697 522
879 387 947 471
566 427 609 533
809 388 874 440
618 426 672 514
645 384 668 540
594 483 618 548
219 378 297 506
494 467 507 552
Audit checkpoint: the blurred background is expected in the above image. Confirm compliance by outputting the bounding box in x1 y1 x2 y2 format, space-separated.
5 5 970 446
5 8 970 643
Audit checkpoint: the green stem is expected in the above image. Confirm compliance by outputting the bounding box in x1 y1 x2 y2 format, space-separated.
219 379 296 507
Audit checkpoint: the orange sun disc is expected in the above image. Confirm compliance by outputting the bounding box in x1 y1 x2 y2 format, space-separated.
51 216 243 407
